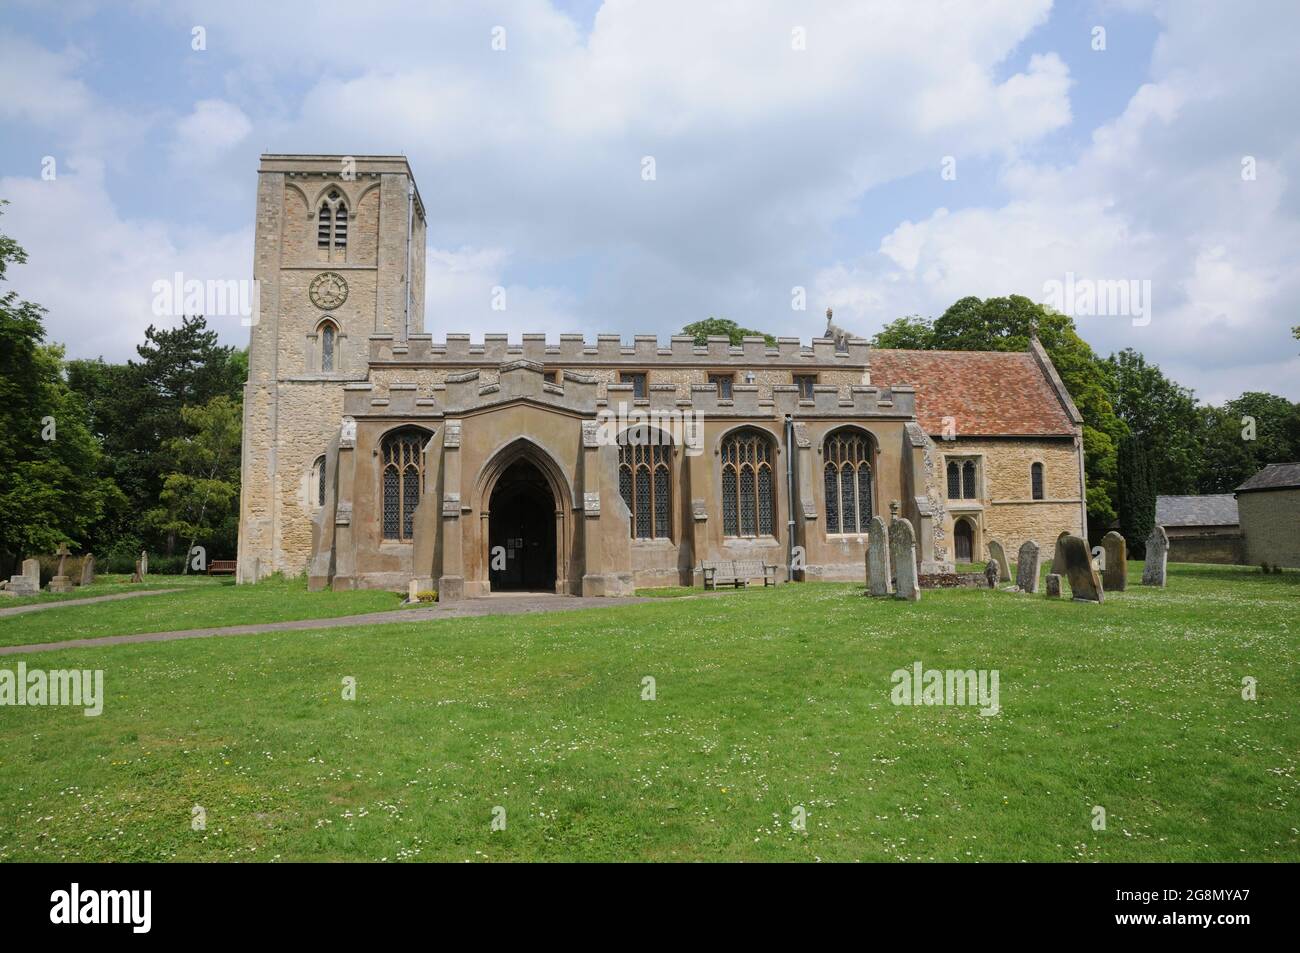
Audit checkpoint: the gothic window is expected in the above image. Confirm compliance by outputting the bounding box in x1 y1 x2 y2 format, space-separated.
314 455 326 507
962 460 977 498
708 373 734 399
947 461 961 499
1031 462 1045 500
317 190 347 250
823 430 874 534
720 429 776 537
319 319 338 372
380 428 426 542
618 434 672 540
947 459 979 500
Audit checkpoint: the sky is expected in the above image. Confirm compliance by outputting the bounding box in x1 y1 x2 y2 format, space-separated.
1 0 1296 404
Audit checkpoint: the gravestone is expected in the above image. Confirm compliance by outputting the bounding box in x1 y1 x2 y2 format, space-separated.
1051 531 1069 575
984 560 1000 588
7 558 41 596
408 579 419 603
48 543 74 593
1100 531 1127 592
1061 534 1104 603
130 557 143 584
1141 525 1168 587
888 510 920 602
1016 539 1041 593
866 516 892 596
1045 573 1062 598
987 540 1011 583
139 550 149 578
80 553 96 587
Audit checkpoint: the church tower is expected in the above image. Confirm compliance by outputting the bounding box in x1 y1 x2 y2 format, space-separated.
237 154 426 581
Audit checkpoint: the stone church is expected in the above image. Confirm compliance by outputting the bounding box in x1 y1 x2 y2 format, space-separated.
236 155 1088 597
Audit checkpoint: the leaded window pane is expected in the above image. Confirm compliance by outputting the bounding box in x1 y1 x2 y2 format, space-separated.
722 464 738 536
383 466 399 539
757 466 773 535
841 465 857 533
1031 462 1044 500
858 465 873 525
321 324 335 372
740 467 756 536
947 461 961 499
635 467 651 538
654 465 670 538
317 456 326 507
619 463 633 535
824 464 839 534
963 460 976 499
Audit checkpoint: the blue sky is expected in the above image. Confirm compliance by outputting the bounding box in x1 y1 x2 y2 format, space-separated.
1 0 1296 403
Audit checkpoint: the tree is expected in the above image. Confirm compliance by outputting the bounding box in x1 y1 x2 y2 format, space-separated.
682 317 776 346
1103 348 1200 494
0 204 120 575
1117 434 1156 555
1197 392 1300 493
145 396 243 570
870 315 934 349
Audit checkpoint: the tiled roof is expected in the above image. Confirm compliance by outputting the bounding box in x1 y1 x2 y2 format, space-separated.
1156 494 1239 527
868 348 1078 437
1235 462 1300 493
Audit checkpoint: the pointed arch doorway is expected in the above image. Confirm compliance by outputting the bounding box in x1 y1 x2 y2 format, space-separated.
488 458 557 592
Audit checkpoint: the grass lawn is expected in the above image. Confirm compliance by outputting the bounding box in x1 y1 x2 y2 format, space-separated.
0 574 402 648
0 562 1294 862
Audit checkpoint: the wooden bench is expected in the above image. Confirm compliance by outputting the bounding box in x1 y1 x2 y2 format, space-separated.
699 559 778 590
207 560 238 576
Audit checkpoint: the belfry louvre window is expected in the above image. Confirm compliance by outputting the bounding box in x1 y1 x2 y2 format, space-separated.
1031 462 1045 500
720 429 776 537
381 429 426 542
619 438 672 539
823 431 874 534
317 191 347 249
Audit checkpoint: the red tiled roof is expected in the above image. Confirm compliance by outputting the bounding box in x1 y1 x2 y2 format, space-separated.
868 349 1078 437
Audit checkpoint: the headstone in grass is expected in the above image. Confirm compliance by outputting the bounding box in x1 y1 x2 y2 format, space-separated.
1045 573 1062 597
984 560 1000 588
1142 525 1168 587
1101 531 1127 592
140 550 149 578
1016 540 1041 593
6 559 40 596
866 515 892 596
80 554 95 586
1061 534 1104 603
987 539 1011 582
1050 531 1069 575
48 543 74 593
888 507 920 602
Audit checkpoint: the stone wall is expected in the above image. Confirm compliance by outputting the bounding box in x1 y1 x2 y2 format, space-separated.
1166 532 1246 565
1238 488 1300 567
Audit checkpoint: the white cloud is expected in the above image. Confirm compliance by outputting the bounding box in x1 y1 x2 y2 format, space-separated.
170 99 252 169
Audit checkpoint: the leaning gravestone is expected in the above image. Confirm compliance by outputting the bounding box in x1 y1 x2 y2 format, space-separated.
1061 534 1104 603
1016 539 1041 593
1051 531 1070 575
1101 531 1127 592
1142 525 1168 587
1045 573 1062 598
984 560 1000 588
987 540 1011 583
80 553 96 587
888 512 920 602
48 543 74 593
866 516 892 597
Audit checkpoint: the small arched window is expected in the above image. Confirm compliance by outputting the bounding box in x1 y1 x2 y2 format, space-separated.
314 454 327 507
720 428 776 537
823 430 874 534
1031 462 1045 500
618 432 672 540
962 460 977 499
319 319 337 372
380 429 427 542
317 190 348 249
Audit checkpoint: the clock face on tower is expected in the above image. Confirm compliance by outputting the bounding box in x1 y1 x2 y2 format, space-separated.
309 271 348 310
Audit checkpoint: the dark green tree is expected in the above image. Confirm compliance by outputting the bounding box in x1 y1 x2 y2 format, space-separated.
1103 348 1201 494
682 317 776 346
1116 434 1157 555
1196 392 1300 492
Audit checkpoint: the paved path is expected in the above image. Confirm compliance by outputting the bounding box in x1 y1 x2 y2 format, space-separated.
0 593 652 656
0 589 179 619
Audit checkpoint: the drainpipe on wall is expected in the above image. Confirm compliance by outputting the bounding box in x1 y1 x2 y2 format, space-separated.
403 178 414 341
785 414 797 582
